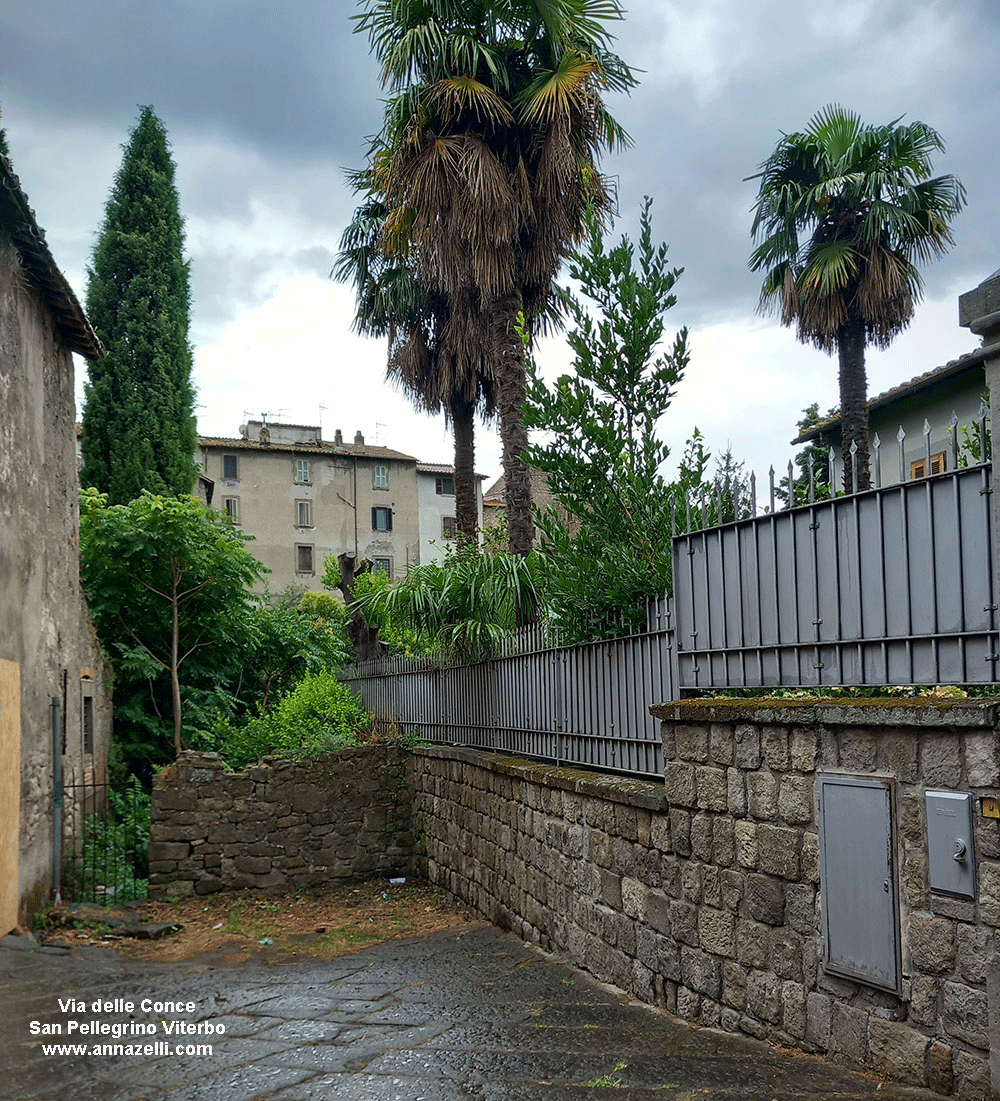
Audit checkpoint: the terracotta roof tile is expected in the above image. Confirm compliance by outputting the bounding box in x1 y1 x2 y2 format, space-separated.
198 436 418 461
795 348 987 443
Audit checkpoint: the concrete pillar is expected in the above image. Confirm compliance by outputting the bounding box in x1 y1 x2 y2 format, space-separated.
960 271 1000 1101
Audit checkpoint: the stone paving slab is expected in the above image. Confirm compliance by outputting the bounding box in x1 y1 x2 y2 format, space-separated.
1 923 946 1101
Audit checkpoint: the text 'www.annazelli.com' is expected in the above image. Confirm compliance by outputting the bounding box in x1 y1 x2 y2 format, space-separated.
41 1042 213 1057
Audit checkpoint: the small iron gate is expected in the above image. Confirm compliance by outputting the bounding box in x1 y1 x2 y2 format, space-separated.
61 774 149 904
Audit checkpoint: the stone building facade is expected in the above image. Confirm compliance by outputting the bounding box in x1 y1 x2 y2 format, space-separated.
0 153 112 928
198 421 483 591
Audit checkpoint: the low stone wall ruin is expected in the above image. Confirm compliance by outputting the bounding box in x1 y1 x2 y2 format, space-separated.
149 747 413 896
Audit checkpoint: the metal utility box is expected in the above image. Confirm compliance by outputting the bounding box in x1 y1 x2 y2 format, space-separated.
817 774 900 993
925 790 976 899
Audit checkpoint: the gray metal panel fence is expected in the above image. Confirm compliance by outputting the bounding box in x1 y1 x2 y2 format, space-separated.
672 463 998 690
341 596 675 778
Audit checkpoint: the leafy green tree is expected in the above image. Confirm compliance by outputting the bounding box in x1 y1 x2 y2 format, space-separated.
353 0 635 555
0 104 9 159
779 404 838 505
748 105 965 491
79 490 266 766
524 200 692 640
82 106 197 502
238 596 352 715
298 589 347 624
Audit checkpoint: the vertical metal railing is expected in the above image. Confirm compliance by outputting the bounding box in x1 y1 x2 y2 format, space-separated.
61 774 149 905
671 412 996 691
341 602 676 779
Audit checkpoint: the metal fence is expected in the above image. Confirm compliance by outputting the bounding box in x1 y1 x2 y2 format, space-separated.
342 414 997 770
61 776 149 904
341 595 675 779
672 461 998 690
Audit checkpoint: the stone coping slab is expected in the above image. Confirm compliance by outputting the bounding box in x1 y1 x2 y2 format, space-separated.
650 698 998 728
411 745 667 811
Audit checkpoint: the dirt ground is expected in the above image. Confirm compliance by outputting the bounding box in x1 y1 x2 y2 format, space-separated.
37 878 476 964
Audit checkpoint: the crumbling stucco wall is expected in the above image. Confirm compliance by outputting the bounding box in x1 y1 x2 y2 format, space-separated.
0 239 111 925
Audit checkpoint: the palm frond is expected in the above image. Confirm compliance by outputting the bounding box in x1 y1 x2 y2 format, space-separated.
799 241 858 296
428 75 515 126
749 103 964 350
517 49 600 125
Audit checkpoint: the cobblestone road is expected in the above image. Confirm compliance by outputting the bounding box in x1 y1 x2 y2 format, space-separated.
1 924 946 1100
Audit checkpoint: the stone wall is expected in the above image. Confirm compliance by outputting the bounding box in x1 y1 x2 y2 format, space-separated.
149 705 1000 1097
0 237 112 926
149 748 413 897
410 702 1000 1100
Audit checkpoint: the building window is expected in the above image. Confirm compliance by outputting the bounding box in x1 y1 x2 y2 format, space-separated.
295 544 314 574
82 694 94 757
372 506 393 532
222 454 238 481
442 516 457 540
295 458 311 484
373 557 392 579
435 475 455 496
911 452 946 480
295 500 312 528
222 496 240 522
374 464 388 489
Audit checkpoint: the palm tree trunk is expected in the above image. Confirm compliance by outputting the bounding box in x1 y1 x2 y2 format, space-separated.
837 314 871 492
496 298 535 557
450 393 478 546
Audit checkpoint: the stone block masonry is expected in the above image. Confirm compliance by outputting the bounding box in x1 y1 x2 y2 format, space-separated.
150 702 1000 1097
149 747 414 897
410 700 1000 1100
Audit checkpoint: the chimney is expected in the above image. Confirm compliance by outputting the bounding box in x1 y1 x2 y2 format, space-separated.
334 429 343 447
354 430 365 446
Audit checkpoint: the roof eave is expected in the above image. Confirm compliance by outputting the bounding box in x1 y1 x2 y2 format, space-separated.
794 349 989 445
0 154 104 362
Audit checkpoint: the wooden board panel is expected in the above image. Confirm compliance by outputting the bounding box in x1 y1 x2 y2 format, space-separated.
0 660 21 932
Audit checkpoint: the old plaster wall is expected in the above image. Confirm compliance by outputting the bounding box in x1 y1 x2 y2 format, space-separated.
0 241 111 924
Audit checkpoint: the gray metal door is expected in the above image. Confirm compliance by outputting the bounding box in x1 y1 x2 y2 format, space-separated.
817 774 900 992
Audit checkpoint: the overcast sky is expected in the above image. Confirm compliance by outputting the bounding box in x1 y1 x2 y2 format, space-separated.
2 0 996 486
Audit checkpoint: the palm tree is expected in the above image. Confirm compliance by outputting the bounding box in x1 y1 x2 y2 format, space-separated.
335 183 492 544
352 0 635 554
748 105 965 491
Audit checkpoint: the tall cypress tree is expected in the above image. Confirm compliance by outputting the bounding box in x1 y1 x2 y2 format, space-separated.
82 106 197 502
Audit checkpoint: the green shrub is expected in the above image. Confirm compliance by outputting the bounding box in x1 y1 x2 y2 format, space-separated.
299 590 346 625
215 670 371 769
